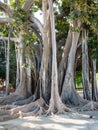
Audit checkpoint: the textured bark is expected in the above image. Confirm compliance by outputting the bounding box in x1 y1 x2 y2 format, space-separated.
23 0 34 11
30 16 43 37
0 94 24 105
15 43 20 88
0 98 47 121
12 95 35 106
0 1 12 17
15 41 27 97
6 31 10 96
47 0 71 114
58 30 72 94
61 20 81 105
25 53 32 96
91 59 98 101
82 30 91 100
0 18 12 24
0 37 19 42
39 0 51 101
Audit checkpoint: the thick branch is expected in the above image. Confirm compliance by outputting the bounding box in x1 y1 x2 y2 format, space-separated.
28 24 43 44
0 2 12 17
30 16 43 37
23 0 34 11
0 37 19 42
0 18 12 23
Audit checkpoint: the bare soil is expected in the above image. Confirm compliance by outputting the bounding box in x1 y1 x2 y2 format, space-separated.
0 110 98 130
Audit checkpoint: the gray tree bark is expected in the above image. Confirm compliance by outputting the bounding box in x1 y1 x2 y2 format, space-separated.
61 20 81 105
82 30 91 100
47 0 70 114
15 43 20 88
39 0 51 102
6 30 10 96
91 59 98 101
58 30 72 94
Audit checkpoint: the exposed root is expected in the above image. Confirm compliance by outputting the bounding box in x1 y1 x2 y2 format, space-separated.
0 96 80 122
46 102 72 116
19 106 40 117
0 105 18 116
0 105 17 110
0 93 25 105
19 98 48 117
79 101 98 111
0 113 19 122
12 95 35 106
0 97 48 121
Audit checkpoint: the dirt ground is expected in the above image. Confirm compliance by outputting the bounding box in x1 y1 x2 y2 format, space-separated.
0 110 98 130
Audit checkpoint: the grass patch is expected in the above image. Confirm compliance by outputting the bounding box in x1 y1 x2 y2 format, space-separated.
76 72 98 90
75 71 82 90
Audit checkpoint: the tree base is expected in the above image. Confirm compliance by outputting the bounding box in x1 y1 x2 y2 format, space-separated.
0 93 25 105
79 101 98 111
0 97 48 121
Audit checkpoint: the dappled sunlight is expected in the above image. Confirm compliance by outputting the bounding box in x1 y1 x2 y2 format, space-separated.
1 112 98 130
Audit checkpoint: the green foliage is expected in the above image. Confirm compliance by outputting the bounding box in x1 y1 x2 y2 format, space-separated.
10 0 26 9
22 30 40 46
88 34 98 59
9 43 16 87
60 0 98 33
0 41 16 87
75 70 82 89
56 17 69 42
22 63 28 68
96 73 98 80
0 25 9 36
30 0 42 11
12 7 29 34
0 42 6 79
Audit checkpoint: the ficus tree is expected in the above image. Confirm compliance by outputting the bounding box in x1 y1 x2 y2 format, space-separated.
0 0 98 121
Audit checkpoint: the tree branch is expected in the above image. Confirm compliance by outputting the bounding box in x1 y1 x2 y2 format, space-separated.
0 2 13 17
0 18 12 23
0 37 19 42
28 23 43 45
30 16 43 37
23 0 34 11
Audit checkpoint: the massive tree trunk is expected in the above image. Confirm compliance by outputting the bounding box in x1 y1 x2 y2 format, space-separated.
39 0 51 102
91 59 98 101
82 30 91 100
47 0 70 114
15 39 28 97
61 20 81 105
